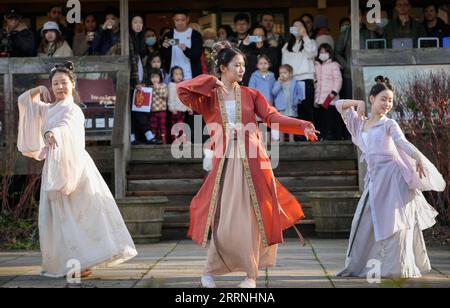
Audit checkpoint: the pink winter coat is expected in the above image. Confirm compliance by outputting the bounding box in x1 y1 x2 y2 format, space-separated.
314 60 342 106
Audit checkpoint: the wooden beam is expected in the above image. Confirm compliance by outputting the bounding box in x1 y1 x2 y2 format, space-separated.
0 56 128 75
120 0 130 57
352 48 450 66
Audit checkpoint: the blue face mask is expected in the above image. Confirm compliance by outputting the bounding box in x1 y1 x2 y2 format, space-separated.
378 18 389 28
146 37 157 46
340 24 350 32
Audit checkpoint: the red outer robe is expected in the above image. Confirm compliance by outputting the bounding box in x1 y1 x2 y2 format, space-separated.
177 74 312 247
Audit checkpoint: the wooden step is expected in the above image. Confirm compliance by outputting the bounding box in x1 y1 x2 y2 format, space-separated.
126 170 359 181
127 175 358 192
126 186 360 197
130 141 356 162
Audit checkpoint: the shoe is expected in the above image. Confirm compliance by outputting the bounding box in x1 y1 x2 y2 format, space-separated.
238 277 256 288
201 275 216 288
131 140 141 146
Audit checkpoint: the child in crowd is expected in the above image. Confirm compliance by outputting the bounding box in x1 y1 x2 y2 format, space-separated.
147 53 169 84
314 43 343 140
148 68 169 144
271 64 305 142
168 66 192 144
249 55 276 143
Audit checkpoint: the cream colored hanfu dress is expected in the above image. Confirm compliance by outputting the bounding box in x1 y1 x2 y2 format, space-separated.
17 90 137 278
335 99 446 279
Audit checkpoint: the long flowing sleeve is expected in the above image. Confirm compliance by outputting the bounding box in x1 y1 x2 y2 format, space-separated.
387 119 446 192
17 90 49 160
44 104 86 196
176 74 217 114
335 99 365 138
253 89 311 135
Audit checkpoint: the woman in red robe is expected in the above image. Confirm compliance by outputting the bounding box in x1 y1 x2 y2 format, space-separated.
176 44 319 288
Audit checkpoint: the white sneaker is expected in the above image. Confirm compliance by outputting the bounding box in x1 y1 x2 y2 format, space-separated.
201 275 216 288
238 277 256 288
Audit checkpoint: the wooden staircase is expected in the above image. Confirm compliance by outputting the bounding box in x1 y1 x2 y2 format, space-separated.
126 141 359 240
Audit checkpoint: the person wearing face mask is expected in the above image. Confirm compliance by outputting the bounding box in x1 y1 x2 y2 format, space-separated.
282 19 318 139
144 28 160 56
314 43 345 141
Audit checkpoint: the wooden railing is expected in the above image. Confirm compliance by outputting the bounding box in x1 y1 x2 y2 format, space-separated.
0 56 131 198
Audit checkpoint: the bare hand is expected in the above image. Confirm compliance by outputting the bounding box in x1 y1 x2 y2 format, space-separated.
45 132 58 150
162 39 170 49
178 43 187 51
416 158 426 179
304 123 320 142
39 86 52 103
135 84 144 91
215 79 229 95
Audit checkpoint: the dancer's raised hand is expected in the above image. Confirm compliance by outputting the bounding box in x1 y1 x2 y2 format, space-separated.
215 79 229 95
39 86 52 103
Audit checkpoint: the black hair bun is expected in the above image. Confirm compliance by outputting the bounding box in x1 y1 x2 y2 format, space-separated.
64 61 75 71
375 75 391 84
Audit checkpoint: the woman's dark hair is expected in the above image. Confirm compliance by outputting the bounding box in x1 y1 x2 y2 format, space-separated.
339 17 351 29
251 25 267 38
287 19 308 52
170 66 184 82
218 25 234 39
149 68 163 85
49 61 81 104
369 75 394 98
130 15 146 57
316 43 337 63
212 41 246 76
38 30 64 54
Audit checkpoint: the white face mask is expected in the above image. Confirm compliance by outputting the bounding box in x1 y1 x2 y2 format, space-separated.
319 53 330 62
290 26 300 37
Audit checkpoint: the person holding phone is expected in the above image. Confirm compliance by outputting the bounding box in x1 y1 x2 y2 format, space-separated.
160 9 203 81
243 25 281 85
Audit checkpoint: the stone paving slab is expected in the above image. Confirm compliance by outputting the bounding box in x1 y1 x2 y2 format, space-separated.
0 239 449 288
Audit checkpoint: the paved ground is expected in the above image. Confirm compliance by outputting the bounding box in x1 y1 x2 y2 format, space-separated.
0 239 449 288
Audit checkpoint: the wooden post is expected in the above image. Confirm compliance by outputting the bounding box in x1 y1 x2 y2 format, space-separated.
350 0 360 51
120 0 130 57
350 0 365 193
3 73 13 149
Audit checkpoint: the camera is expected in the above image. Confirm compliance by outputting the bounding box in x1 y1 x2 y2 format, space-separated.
167 38 180 46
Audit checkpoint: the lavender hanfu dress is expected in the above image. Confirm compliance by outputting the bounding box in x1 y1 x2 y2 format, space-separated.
335 100 446 279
